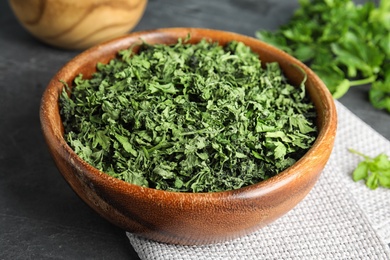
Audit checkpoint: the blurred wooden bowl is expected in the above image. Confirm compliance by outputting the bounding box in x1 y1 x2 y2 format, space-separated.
9 0 147 49
40 28 337 245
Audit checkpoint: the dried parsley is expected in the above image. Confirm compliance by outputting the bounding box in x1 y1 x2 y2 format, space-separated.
60 38 317 192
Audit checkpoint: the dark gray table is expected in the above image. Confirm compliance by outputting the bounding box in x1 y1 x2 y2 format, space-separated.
1 0 388 259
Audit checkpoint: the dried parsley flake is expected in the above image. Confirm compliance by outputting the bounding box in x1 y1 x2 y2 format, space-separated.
60 38 317 193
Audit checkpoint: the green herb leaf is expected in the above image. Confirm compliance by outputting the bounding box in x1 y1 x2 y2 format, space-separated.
256 0 390 112
369 75 390 113
352 161 369 181
60 38 317 192
349 148 390 190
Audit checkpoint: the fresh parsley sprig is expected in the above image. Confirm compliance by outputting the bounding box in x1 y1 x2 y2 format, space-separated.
349 148 390 189
256 0 390 112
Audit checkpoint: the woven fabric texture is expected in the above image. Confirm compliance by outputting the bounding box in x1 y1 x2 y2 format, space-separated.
127 101 390 260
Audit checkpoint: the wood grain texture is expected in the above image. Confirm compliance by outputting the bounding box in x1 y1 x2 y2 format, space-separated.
40 28 337 245
9 0 147 49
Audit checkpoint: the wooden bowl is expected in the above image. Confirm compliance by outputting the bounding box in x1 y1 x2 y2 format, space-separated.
40 28 337 245
9 0 147 49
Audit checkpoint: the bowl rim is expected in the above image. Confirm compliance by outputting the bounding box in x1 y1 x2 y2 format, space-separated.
40 27 337 200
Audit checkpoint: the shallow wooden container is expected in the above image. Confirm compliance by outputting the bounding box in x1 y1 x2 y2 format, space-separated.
40 28 337 245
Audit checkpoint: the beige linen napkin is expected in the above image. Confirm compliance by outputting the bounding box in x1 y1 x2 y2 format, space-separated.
127 101 390 259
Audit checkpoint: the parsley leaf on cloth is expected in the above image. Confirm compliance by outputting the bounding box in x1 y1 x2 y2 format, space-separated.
60 39 317 193
256 0 390 112
349 148 390 189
